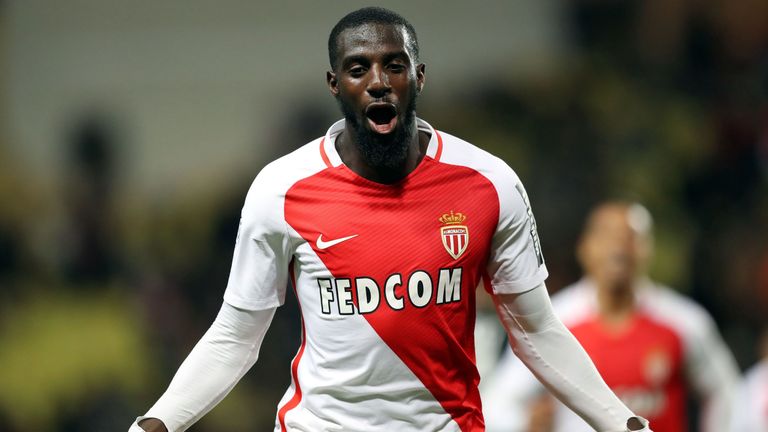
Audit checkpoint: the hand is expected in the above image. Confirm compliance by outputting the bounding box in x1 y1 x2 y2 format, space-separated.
625 416 651 431
129 418 168 432
526 394 555 432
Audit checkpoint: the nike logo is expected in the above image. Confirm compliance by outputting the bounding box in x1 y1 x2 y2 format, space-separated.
316 234 358 250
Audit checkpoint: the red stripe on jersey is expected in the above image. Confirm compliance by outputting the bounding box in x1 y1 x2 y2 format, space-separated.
285 157 500 431
278 260 306 431
434 131 444 161
319 138 332 168
481 270 493 294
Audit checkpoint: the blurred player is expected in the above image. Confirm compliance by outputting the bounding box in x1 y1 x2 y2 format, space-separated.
130 8 651 432
731 329 768 431
482 201 740 432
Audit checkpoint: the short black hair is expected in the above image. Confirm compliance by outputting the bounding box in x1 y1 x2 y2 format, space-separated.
328 7 419 71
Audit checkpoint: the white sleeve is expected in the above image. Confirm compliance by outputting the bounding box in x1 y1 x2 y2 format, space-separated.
486 175 548 294
681 308 740 432
493 284 650 432
129 302 275 432
728 373 750 432
729 362 768 432
223 165 293 311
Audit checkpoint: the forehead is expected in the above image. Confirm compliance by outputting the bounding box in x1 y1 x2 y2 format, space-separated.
585 206 632 235
336 23 412 59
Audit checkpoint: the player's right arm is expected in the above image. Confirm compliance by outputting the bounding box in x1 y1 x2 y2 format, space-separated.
128 303 276 432
130 160 296 431
678 300 740 432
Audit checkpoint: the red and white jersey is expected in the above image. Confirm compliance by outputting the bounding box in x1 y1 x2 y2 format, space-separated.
731 360 768 432
482 278 739 432
223 118 548 432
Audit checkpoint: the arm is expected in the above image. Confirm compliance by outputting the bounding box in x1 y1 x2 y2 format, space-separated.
128 302 276 432
682 310 740 432
493 283 649 432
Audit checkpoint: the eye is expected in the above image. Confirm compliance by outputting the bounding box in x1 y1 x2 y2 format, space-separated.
348 66 367 77
388 63 406 73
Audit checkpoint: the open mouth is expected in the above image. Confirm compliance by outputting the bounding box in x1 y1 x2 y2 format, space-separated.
365 104 398 134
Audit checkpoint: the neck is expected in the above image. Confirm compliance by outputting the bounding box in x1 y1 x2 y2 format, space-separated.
595 279 636 326
336 121 428 184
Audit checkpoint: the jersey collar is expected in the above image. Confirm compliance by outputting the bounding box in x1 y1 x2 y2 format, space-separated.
321 117 441 168
580 276 655 309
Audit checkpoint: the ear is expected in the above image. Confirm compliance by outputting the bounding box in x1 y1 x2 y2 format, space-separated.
327 71 339 97
416 63 426 93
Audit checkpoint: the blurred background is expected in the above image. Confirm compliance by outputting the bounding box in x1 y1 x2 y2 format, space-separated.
0 0 766 430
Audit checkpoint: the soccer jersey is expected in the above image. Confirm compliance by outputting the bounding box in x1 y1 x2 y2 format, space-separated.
731 360 768 431
223 118 548 432
482 278 739 432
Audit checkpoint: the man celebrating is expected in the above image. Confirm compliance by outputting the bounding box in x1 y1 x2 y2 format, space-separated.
130 8 650 432
482 202 739 432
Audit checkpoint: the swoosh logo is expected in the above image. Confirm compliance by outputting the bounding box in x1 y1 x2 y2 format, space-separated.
316 234 358 250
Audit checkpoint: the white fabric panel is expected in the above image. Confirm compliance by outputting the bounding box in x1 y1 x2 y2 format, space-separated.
639 281 740 432
730 360 768 432
223 139 327 311
436 131 548 294
275 228 460 431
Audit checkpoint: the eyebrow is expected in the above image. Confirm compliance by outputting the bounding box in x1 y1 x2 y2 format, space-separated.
341 50 410 68
382 51 410 63
341 55 369 68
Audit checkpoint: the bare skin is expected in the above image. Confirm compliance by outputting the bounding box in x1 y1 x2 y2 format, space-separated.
137 418 166 432
526 394 556 432
576 203 652 329
327 23 427 184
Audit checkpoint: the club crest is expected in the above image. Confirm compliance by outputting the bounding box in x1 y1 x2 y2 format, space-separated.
439 211 469 260
644 348 672 386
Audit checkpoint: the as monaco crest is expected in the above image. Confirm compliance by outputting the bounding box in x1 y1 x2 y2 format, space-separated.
439 211 469 260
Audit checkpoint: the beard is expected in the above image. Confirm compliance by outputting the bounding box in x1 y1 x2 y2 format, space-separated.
338 88 418 170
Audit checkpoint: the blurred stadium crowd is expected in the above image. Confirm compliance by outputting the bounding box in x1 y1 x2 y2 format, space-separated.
1 1 767 431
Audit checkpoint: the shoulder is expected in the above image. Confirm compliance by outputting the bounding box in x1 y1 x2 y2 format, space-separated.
435 130 522 185
434 130 534 222
550 280 597 326
241 137 329 223
253 138 329 188
245 138 328 200
638 282 717 341
744 360 768 385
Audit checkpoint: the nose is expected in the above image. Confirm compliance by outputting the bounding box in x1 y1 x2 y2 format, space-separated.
367 65 391 99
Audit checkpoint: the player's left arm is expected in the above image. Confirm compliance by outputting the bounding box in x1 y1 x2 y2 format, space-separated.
493 284 650 432
681 307 741 432
128 302 275 432
485 170 648 431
